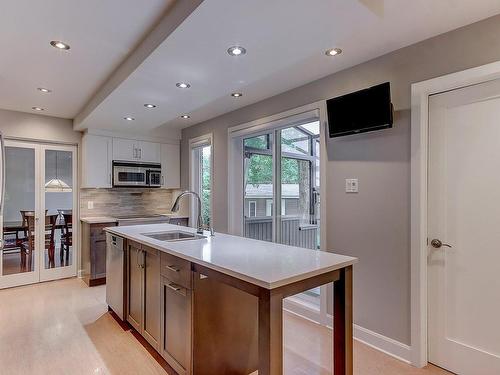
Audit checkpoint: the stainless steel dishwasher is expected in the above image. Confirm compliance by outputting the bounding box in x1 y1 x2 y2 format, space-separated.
106 233 125 320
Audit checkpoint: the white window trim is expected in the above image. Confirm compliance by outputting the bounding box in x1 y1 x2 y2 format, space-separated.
248 201 257 217
188 133 213 229
410 60 500 367
265 199 273 217
227 103 325 244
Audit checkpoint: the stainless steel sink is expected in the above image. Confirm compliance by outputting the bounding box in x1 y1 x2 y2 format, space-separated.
141 230 206 242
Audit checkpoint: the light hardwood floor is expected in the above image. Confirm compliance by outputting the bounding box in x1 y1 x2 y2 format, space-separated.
0 278 451 375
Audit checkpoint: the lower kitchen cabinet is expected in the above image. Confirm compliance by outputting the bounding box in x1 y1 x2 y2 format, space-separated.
126 240 161 350
123 242 256 375
81 221 117 286
143 246 161 347
160 276 192 375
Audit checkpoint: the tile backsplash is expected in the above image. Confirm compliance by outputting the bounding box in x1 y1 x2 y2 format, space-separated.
80 188 177 218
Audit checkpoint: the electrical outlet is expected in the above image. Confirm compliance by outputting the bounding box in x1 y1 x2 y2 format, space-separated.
345 179 359 193
87 201 94 209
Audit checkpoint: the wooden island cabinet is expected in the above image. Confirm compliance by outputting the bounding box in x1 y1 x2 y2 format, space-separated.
107 224 356 375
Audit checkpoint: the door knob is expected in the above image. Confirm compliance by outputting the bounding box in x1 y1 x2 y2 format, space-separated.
430 239 452 249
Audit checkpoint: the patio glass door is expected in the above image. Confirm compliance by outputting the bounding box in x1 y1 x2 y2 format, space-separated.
0 141 77 289
242 118 323 315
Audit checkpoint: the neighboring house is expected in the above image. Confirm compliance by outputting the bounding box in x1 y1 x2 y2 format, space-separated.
244 183 299 217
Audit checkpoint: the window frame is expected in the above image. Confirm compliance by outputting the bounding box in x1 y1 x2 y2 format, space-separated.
189 133 213 229
248 201 257 217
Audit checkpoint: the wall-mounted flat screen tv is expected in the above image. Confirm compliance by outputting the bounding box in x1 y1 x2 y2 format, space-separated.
327 82 393 138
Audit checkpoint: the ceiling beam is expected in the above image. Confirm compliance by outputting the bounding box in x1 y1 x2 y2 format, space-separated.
73 0 204 130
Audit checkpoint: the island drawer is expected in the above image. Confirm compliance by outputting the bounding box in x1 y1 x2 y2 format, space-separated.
160 253 191 289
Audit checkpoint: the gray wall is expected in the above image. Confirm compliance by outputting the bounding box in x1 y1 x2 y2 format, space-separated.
180 15 500 345
0 108 80 144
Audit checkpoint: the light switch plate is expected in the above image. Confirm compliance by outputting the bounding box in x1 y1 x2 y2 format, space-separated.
87 201 94 209
345 179 359 193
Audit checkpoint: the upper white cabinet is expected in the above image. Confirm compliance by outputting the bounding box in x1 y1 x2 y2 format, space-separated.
112 138 136 161
161 143 180 189
82 134 112 188
113 138 160 163
138 141 160 163
82 133 179 189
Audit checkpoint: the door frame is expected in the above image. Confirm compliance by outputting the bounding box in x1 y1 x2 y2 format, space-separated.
410 60 500 367
39 143 78 282
0 140 78 289
227 100 328 324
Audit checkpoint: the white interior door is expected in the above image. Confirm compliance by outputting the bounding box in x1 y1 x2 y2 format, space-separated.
39 144 77 282
0 141 40 289
0 141 77 289
428 79 500 374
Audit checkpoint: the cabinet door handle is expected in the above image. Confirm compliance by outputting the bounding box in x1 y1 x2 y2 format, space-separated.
138 148 142 159
161 175 165 186
166 282 182 292
166 265 180 272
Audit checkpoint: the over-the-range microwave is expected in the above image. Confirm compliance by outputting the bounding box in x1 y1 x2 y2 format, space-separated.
112 161 161 188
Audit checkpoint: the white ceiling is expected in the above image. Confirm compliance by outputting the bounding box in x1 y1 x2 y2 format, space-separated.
2 0 500 134
76 0 500 134
0 0 174 118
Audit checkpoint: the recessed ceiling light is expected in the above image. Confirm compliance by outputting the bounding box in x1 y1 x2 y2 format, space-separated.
124 116 135 121
144 104 156 108
50 40 70 50
180 114 190 119
176 82 191 89
37 87 52 93
231 92 243 98
227 46 246 56
325 48 342 56
32 107 44 111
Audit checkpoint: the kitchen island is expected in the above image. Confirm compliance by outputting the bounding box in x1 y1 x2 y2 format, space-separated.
105 223 357 375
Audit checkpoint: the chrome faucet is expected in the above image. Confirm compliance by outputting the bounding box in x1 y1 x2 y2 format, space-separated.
171 190 204 234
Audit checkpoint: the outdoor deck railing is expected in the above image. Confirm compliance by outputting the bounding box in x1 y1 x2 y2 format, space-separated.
244 216 319 249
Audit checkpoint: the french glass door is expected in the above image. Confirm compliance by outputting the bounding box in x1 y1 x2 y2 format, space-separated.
242 118 325 319
0 141 77 289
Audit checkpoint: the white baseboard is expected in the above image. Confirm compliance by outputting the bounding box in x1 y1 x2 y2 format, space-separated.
285 306 412 365
353 324 411 364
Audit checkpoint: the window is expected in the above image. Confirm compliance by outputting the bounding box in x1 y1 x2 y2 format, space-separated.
248 201 257 217
190 135 212 228
229 107 325 325
266 199 273 216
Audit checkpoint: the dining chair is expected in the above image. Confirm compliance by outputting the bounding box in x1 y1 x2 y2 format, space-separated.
58 210 72 262
20 213 58 270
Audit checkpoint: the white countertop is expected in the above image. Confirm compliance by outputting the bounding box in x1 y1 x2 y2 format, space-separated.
81 216 118 224
105 223 357 290
80 215 189 224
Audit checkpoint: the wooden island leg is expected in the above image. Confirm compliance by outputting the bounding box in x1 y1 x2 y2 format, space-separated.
334 265 353 375
258 289 283 375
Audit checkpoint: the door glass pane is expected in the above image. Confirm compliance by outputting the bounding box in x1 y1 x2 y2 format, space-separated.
244 134 274 242
2 147 36 275
280 123 321 305
44 150 73 269
201 145 211 227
